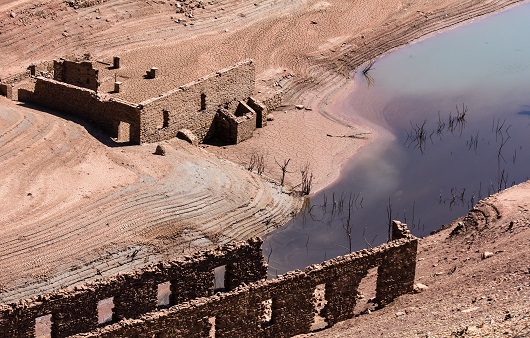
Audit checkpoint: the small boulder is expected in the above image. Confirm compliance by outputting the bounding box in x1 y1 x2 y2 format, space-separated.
481 251 494 259
177 129 198 146
154 144 167 156
414 282 429 293
266 114 274 121
295 104 304 110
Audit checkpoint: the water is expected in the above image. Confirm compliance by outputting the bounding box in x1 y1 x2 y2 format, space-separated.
264 3 530 276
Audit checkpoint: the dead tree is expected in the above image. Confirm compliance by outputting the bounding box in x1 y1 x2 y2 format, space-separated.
275 158 291 186
248 153 265 175
300 162 313 195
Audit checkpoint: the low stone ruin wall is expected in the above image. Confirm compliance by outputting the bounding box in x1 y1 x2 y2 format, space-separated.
0 238 265 337
139 60 256 144
18 77 141 144
74 222 417 338
65 0 109 9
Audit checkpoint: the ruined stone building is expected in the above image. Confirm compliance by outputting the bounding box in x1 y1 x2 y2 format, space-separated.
0 222 418 337
4 57 269 145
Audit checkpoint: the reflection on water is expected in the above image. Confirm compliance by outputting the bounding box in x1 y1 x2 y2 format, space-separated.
264 2 530 276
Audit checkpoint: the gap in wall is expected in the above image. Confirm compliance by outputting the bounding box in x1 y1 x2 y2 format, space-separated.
157 281 171 307
117 121 131 143
97 297 115 326
354 267 378 315
261 298 273 328
310 283 328 331
35 314 52 338
213 265 226 292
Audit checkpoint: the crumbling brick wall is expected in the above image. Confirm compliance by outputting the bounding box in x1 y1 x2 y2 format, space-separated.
0 238 266 338
53 60 99 91
71 222 417 338
18 77 141 144
139 60 255 144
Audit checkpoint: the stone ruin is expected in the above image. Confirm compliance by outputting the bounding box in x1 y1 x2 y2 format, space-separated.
0 221 418 337
1 56 272 146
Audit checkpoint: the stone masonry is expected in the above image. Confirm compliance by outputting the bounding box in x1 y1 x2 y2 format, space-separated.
17 59 267 145
0 222 417 337
0 238 266 337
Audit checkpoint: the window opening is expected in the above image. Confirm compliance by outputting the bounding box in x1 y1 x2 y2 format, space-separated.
35 314 52 338
200 93 207 111
213 265 226 292
97 297 114 325
261 298 273 328
163 110 169 129
157 281 171 307
310 283 328 331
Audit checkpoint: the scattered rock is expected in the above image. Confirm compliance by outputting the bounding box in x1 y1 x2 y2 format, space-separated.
266 114 274 121
414 282 429 293
482 251 494 259
177 129 198 146
395 311 406 317
154 144 167 156
466 325 479 332
461 306 480 313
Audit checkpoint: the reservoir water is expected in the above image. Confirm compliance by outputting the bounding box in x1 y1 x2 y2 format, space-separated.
264 2 530 276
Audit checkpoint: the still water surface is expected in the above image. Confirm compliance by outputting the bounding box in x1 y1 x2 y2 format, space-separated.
264 3 530 276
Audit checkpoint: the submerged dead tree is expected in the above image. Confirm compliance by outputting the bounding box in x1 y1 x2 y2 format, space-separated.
300 162 313 195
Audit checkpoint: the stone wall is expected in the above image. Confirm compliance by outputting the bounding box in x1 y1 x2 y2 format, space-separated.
53 60 99 91
0 83 13 99
138 60 255 144
65 0 109 9
72 221 417 338
13 60 259 145
0 238 266 338
215 101 257 144
18 77 141 144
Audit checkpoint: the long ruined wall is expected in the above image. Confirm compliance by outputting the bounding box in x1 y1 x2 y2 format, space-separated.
18 77 141 144
0 238 266 338
73 221 417 338
139 60 255 144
